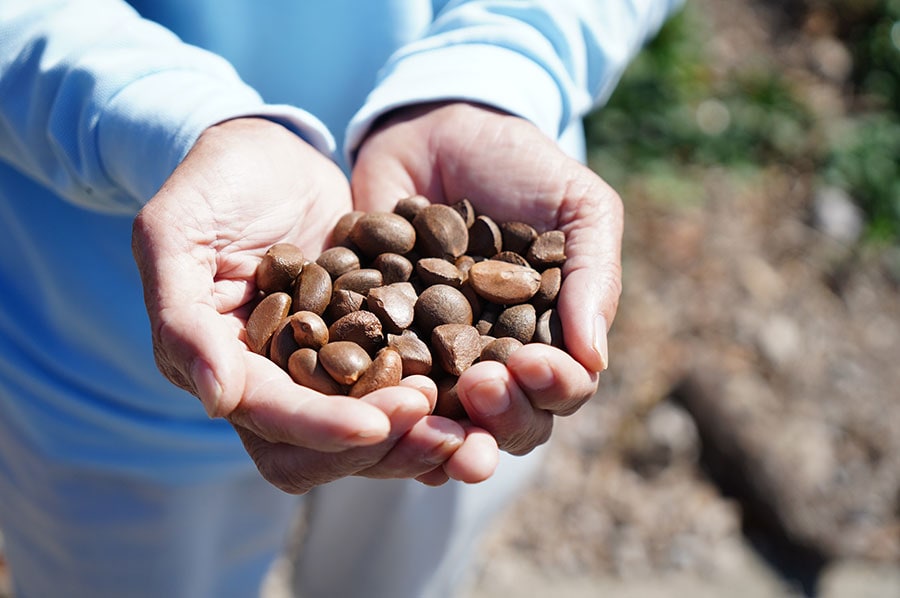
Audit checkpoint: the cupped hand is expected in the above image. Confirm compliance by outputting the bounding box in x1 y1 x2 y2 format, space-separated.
352 102 621 456
132 118 495 493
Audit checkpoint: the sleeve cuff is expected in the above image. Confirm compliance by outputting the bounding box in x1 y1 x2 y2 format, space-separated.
344 43 563 166
97 69 335 206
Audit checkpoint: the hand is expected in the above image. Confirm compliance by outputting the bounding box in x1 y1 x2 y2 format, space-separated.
352 102 621 457
132 118 496 493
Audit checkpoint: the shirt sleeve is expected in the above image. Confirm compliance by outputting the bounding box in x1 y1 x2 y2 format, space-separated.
0 0 335 213
345 0 684 162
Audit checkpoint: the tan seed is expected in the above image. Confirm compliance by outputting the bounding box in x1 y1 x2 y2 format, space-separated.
468 260 541 304
256 243 304 294
318 341 372 386
349 348 403 397
246 292 291 354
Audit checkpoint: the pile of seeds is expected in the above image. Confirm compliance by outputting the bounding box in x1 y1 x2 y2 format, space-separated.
246 195 566 418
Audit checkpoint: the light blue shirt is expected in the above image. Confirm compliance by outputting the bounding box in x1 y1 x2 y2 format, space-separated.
0 0 682 480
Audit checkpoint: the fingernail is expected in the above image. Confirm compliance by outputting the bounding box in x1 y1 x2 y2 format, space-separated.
469 378 511 417
517 357 555 391
593 315 609 371
191 358 223 414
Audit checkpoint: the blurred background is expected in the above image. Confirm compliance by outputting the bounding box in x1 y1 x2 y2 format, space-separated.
2 1 898 597
469 0 900 596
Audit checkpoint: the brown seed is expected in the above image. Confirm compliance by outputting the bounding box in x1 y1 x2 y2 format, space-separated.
526 230 566 269
318 341 372 386
366 283 417 335
393 194 431 221
491 251 531 267
288 348 345 395
415 257 464 288
387 332 433 377
246 292 291 354
467 259 541 305
480 336 524 364
333 268 383 296
500 221 537 255
256 243 305 294
292 262 332 316
431 324 482 376
474 302 500 336
414 284 473 334
316 247 360 280
372 253 413 284
328 310 384 355
289 311 329 350
434 377 467 419
413 204 469 260
451 198 476 228
467 215 503 258
531 267 562 312
331 211 364 247
455 255 477 280
348 212 417 258
349 348 403 398
325 289 365 321
534 308 565 349
269 317 300 371
493 303 536 344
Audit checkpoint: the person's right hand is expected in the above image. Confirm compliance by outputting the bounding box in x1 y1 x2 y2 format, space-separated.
132 118 497 493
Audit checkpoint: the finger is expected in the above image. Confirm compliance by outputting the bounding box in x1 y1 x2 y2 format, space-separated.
443 424 499 483
506 343 599 416
232 384 433 493
416 468 451 487
359 416 465 479
456 360 553 455
229 351 392 451
133 196 250 418
556 177 623 373
399 375 439 412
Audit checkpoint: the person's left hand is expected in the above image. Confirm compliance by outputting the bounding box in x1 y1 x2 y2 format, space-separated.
352 102 622 481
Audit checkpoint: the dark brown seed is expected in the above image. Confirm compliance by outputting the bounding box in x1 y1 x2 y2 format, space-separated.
460 282 483 322
434 377 467 419
414 284 473 334
288 348 345 395
531 267 562 312
474 303 500 336
318 341 372 386
468 260 541 305
331 211 365 247
246 292 291 354
328 310 384 355
316 247 360 280
493 304 536 344
386 332 433 377
431 324 482 376
289 311 329 350
372 253 413 284
534 308 565 349
348 212 417 258
269 317 300 371
467 215 503 258
479 336 523 365
491 251 531 267
366 283 416 335
413 204 469 260
526 230 566 269
349 348 404 398
500 221 537 255
325 289 366 321
451 198 476 228
256 243 305 294
415 257 464 288
333 268 383 296
292 262 332 316
393 195 431 221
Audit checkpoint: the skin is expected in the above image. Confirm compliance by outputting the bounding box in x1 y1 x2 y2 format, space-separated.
132 101 623 492
352 102 621 468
